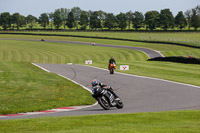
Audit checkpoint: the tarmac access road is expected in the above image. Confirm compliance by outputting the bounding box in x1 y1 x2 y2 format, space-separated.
1 64 200 120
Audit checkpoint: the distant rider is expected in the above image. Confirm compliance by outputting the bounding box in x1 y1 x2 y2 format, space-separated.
108 56 116 70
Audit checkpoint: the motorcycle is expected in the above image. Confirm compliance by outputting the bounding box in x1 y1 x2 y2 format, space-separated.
109 63 116 74
92 85 123 110
41 38 45 41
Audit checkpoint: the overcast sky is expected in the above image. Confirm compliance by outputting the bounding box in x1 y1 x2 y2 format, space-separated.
0 0 199 17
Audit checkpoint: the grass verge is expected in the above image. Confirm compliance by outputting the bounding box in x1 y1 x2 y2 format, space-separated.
1 34 200 58
1 31 200 47
0 110 200 133
0 62 95 114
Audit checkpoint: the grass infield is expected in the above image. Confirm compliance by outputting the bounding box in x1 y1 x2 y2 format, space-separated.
0 62 95 114
0 110 200 133
1 31 200 47
1 34 200 58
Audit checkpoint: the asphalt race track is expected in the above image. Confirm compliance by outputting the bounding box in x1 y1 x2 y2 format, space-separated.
1 64 200 120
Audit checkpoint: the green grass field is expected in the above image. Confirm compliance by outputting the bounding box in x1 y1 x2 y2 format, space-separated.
0 34 200 132
1 34 200 58
0 62 95 114
0 110 200 133
1 31 200 47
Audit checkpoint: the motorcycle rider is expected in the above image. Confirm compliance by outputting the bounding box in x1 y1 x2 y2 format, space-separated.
108 56 116 70
91 79 119 105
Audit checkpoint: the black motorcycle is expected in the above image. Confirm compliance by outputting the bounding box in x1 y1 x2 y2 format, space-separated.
92 85 123 110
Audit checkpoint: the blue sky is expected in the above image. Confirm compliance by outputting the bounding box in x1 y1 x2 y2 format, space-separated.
0 0 199 17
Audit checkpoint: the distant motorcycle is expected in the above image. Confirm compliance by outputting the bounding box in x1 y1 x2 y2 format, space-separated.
92 85 123 110
109 63 116 74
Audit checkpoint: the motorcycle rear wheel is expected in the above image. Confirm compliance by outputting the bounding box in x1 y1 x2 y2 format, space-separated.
97 96 110 110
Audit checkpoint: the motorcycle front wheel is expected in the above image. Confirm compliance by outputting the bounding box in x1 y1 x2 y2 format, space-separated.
110 68 114 74
116 98 124 109
97 96 110 110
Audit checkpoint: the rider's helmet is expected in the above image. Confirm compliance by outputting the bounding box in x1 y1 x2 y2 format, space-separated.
111 56 114 59
92 79 99 86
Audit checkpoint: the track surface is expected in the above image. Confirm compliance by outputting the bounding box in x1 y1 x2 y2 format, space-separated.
1 64 200 120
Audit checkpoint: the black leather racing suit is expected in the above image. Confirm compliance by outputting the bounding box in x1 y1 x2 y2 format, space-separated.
98 83 118 98
108 59 116 69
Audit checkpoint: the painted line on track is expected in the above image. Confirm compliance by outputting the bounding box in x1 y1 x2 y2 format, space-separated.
0 103 98 118
32 63 98 103
32 63 50 72
84 65 200 89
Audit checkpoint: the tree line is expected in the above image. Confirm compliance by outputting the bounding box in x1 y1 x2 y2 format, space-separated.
0 6 200 31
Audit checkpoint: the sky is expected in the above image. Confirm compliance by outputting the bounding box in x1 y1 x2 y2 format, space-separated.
0 0 199 17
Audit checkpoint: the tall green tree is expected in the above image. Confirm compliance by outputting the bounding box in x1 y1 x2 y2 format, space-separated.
39 13 49 29
159 9 174 30
79 11 89 30
12 13 26 30
116 12 127 30
104 13 116 29
87 10 93 29
175 11 187 30
90 11 101 30
26 15 37 29
0 12 11 30
48 12 54 29
184 9 192 30
145 11 160 31
59 8 70 29
71 7 82 29
191 6 200 30
132 11 144 30
97 10 106 29
126 11 133 30
66 12 75 29
53 10 62 29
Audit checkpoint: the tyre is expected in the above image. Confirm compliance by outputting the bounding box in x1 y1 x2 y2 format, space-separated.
97 96 110 110
110 68 114 74
116 98 123 109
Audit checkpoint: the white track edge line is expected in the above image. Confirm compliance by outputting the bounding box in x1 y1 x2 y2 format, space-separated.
32 63 98 107
32 63 50 72
83 65 200 89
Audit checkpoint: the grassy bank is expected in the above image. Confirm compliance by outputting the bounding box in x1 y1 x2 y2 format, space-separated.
1 34 200 58
1 110 200 133
0 62 95 114
1 31 200 47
